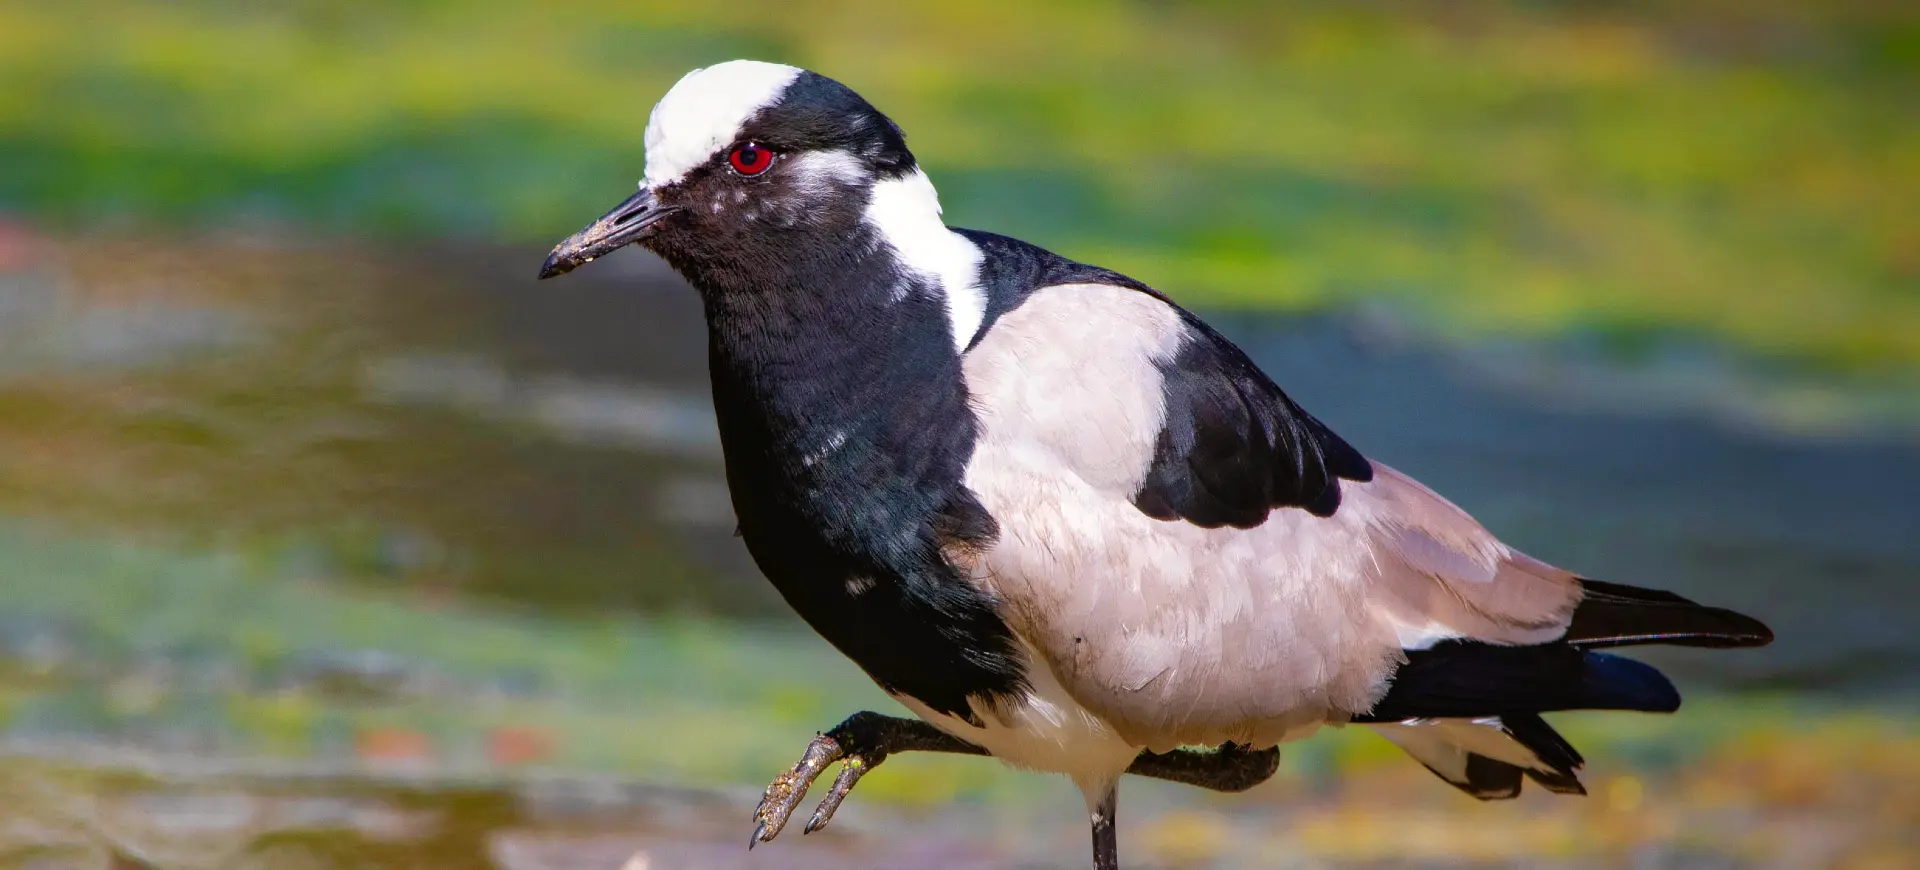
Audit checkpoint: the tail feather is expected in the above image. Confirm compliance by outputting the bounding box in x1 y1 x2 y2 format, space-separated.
1362 579 1770 800
1579 651 1682 713
1357 642 1681 721
1370 714 1587 800
1568 579 1773 649
1502 712 1587 795
1501 711 1582 770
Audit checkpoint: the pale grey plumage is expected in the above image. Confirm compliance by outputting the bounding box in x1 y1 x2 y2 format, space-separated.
928 282 1584 781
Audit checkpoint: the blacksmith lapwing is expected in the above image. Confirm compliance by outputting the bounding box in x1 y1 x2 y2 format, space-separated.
538 60 1773 870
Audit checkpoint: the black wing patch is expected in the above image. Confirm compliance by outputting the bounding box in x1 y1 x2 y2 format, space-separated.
1133 316 1372 526
947 228 1370 526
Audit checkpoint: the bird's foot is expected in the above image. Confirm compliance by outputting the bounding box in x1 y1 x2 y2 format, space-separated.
749 730 853 846
1127 741 1280 793
750 710 987 849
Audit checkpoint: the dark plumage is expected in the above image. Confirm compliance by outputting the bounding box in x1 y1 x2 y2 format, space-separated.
1134 313 1374 526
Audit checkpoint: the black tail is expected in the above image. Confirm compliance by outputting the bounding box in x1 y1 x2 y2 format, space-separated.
1361 579 1771 800
1356 640 1684 722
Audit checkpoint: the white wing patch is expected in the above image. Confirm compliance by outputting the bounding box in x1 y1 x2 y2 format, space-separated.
643 60 801 189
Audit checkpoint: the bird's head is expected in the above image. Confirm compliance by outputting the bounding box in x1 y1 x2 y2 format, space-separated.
539 60 932 287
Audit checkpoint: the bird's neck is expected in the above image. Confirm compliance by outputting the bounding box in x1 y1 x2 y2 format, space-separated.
688 223 1026 723
693 169 985 467
695 225 979 530
701 261 961 425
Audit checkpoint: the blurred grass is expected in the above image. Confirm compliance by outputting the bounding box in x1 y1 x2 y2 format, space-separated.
1 0 1916 369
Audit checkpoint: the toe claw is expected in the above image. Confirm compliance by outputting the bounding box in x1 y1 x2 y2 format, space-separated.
801 754 874 836
754 718 916 848
749 732 850 848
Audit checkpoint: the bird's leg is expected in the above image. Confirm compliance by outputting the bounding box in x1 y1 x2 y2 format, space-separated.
1126 741 1280 793
1089 783 1119 870
750 712 1278 853
750 710 986 847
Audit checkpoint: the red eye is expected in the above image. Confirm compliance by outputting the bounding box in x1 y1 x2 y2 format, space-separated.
728 142 775 176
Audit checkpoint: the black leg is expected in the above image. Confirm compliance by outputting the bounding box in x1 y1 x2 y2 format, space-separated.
1090 784 1118 870
751 711 986 847
750 711 1280 851
1127 741 1280 792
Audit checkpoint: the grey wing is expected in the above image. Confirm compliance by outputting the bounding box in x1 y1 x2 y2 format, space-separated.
958 282 1581 752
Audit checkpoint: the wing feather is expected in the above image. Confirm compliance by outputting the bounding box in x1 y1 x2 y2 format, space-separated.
955 282 1771 759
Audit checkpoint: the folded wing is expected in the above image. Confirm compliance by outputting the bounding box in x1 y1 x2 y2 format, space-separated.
957 282 1771 785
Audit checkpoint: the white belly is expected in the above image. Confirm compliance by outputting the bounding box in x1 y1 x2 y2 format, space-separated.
892 639 1142 795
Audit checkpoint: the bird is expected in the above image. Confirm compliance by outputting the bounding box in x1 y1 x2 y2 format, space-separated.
537 60 1774 870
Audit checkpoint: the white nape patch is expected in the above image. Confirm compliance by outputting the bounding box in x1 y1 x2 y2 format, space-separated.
642 60 801 189
864 169 987 351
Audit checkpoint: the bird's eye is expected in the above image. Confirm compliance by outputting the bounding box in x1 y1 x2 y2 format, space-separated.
728 142 776 176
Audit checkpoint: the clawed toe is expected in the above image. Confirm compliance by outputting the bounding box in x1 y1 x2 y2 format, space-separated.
802 753 877 834
749 732 846 847
749 711 981 850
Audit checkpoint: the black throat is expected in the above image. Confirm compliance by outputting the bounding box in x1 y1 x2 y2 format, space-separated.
686 221 1025 719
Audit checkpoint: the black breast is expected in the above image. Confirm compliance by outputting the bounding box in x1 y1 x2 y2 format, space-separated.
700 266 1025 721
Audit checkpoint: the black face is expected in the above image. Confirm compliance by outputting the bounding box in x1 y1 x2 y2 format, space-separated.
540 71 918 292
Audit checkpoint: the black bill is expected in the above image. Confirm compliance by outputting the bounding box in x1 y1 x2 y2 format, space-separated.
538 188 676 279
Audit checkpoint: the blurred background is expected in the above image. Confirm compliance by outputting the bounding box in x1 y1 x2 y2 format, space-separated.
0 1 1915 867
